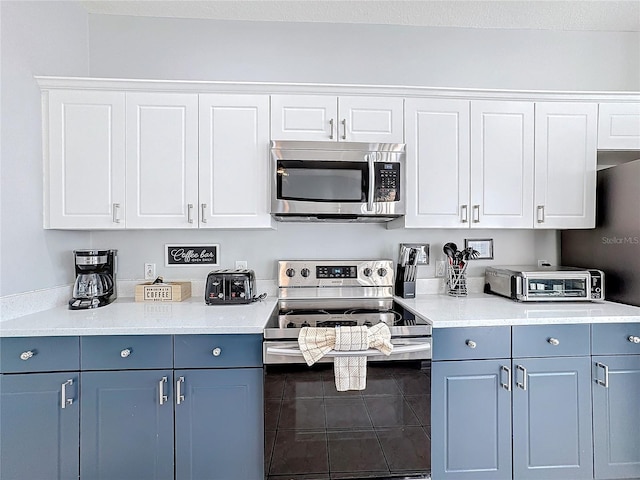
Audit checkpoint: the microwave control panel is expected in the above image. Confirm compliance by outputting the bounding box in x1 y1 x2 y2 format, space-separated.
374 162 400 202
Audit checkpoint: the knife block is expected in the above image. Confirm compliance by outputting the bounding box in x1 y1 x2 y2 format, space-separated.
395 265 416 298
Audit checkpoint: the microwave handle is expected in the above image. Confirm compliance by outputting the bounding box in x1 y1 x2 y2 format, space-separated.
367 153 376 211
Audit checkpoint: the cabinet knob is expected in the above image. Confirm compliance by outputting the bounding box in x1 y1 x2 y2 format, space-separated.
628 335 640 344
547 337 560 346
465 340 477 349
212 347 222 357
20 350 35 361
120 348 132 358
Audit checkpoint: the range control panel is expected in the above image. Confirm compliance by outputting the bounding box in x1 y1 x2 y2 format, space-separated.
278 260 393 288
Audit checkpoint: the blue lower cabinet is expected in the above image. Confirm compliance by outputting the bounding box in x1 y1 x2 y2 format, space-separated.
432 359 512 480
592 355 640 480
511 356 593 480
80 370 175 480
0 372 79 480
174 368 264 480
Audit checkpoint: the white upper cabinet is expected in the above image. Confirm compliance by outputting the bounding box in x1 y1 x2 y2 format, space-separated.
534 103 598 229
597 103 640 150
404 98 470 228
46 90 126 229
470 101 535 228
271 95 403 143
198 95 273 229
125 93 199 229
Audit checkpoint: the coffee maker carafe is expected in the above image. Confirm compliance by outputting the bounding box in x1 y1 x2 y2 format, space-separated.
69 250 117 310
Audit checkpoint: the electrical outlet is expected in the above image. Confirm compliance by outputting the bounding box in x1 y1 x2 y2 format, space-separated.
435 260 446 277
144 263 156 280
235 260 248 270
538 259 551 267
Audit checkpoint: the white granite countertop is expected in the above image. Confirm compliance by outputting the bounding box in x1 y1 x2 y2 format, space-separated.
395 293 640 328
0 296 278 337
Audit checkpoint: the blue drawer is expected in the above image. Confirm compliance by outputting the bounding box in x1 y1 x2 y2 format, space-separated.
512 324 590 358
81 335 173 370
592 323 640 355
174 334 262 368
0 336 79 373
432 326 511 361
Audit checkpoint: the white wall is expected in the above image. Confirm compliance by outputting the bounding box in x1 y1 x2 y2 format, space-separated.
0 1 90 297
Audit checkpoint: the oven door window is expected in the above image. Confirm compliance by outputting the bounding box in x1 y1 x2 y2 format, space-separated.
277 161 366 202
526 277 587 298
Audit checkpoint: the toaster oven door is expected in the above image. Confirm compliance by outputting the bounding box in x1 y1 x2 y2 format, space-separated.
522 274 589 301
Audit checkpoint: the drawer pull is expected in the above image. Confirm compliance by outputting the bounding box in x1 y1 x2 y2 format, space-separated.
628 335 640 344
159 376 168 406
61 379 73 409
212 347 222 357
176 376 185 405
547 337 560 346
120 348 132 358
465 340 477 349
20 350 35 361
500 365 512 392
595 362 609 388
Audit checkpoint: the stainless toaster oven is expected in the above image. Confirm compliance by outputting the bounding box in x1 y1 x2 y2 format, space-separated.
485 266 604 302
205 269 256 305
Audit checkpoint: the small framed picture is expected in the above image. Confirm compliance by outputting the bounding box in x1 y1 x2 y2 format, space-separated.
165 244 219 267
464 238 494 260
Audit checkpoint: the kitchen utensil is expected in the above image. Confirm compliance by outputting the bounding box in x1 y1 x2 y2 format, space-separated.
443 242 457 264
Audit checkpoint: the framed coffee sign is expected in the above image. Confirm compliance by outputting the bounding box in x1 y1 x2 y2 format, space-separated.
165 244 219 266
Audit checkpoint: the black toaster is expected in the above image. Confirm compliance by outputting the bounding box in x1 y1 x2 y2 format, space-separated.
205 269 256 305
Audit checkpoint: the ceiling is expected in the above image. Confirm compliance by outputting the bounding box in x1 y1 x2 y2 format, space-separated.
78 1 640 32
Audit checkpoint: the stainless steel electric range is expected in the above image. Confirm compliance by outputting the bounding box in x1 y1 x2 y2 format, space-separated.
263 260 432 480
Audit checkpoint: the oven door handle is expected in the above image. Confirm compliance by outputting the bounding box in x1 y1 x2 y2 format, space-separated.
266 342 431 358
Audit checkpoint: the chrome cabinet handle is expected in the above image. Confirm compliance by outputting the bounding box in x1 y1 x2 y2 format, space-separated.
500 365 512 391
465 340 477 349
20 350 35 361
460 205 469 223
212 348 221 357
120 348 131 358
187 204 194 224
201 203 207 223
472 205 480 223
547 337 560 346
341 119 347 140
329 119 334 139
537 205 545 223
595 362 609 388
61 379 73 409
159 376 168 405
628 335 640 344
112 203 121 224
516 364 527 390
176 376 185 405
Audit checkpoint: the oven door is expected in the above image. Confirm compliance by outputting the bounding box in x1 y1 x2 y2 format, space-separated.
264 337 432 364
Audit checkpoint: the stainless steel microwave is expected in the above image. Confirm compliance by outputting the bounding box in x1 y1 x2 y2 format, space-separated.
485 266 605 302
270 141 405 222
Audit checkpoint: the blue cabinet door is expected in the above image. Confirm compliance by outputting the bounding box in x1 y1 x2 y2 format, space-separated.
0 372 79 480
431 359 512 480
512 356 593 480
175 368 264 480
592 355 640 480
80 370 174 480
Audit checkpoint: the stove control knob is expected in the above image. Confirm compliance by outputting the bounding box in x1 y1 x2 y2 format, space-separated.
377 268 388 277
301 268 310 278
363 268 373 277
285 268 296 278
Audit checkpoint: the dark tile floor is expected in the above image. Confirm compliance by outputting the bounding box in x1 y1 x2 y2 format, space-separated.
264 362 431 480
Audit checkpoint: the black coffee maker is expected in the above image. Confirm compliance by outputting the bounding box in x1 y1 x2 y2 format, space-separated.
69 250 117 310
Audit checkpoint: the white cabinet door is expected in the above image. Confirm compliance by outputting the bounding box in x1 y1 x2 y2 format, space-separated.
125 93 199 229
270 95 337 141
271 95 403 142
471 101 535 228
404 98 470 228
339 96 404 143
46 90 126 229
199 95 273 229
534 103 598 229
598 103 640 150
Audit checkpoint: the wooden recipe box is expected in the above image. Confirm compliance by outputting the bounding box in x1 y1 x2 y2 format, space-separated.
135 281 192 302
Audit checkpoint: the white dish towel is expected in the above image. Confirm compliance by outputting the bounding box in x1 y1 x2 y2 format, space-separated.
298 324 393 391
